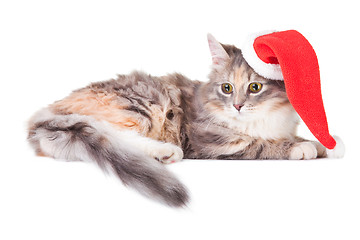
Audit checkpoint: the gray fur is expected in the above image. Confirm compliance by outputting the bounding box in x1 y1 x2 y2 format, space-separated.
28 110 188 207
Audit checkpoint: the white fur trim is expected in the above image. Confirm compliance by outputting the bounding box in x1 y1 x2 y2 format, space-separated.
241 30 284 80
326 135 345 158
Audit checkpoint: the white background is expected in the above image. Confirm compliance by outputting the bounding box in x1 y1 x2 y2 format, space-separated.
1 1 359 239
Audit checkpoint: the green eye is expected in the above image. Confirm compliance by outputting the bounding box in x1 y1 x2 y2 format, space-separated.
249 82 263 93
221 83 233 94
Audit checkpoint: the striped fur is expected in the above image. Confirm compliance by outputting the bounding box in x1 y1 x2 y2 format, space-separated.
28 35 327 207
28 109 188 207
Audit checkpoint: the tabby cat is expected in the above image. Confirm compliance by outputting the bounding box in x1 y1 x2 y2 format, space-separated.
28 34 326 207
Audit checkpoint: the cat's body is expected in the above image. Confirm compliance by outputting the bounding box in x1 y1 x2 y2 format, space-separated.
28 35 326 207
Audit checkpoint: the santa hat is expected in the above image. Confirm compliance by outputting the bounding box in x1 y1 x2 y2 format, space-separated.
241 30 344 158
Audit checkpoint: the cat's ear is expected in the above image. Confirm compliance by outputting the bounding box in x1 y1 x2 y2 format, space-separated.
207 33 230 66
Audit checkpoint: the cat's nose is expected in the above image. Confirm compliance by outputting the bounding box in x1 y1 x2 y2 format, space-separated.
233 104 243 111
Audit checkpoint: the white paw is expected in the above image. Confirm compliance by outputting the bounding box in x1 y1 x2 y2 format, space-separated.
289 142 318 160
148 143 184 164
313 141 327 158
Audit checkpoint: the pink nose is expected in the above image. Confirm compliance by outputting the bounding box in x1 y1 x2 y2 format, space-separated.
233 104 243 111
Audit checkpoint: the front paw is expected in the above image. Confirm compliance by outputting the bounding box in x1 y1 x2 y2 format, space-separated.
289 142 318 160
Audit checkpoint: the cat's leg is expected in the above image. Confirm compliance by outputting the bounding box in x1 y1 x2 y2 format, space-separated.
115 130 184 164
219 138 326 160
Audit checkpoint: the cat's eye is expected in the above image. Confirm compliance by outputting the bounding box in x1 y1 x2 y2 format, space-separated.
249 82 263 93
221 83 233 94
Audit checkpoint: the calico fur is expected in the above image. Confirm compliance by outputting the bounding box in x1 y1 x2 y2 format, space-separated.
28 35 327 207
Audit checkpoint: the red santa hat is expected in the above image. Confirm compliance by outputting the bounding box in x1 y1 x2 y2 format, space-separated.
241 30 344 158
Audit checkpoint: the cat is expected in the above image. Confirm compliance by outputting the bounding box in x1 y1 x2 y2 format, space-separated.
27 34 327 207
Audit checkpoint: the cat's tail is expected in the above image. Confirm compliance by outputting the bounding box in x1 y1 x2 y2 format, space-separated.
27 108 189 208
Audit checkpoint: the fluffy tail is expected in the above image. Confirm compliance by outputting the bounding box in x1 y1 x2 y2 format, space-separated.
27 109 189 207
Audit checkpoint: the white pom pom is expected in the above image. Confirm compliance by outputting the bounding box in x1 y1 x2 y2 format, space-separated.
326 135 345 158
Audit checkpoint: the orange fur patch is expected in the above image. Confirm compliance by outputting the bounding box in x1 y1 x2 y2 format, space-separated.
36 150 48 157
232 65 249 103
233 65 247 89
50 89 146 132
146 105 165 139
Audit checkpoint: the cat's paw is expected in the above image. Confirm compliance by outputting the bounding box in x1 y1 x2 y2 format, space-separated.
151 143 184 164
289 142 318 160
313 141 327 158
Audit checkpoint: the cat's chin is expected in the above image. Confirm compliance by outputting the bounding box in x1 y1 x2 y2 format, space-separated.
217 110 256 124
229 110 257 122
234 113 260 123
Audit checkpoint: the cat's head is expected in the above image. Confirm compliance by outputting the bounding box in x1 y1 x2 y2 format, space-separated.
200 34 298 137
